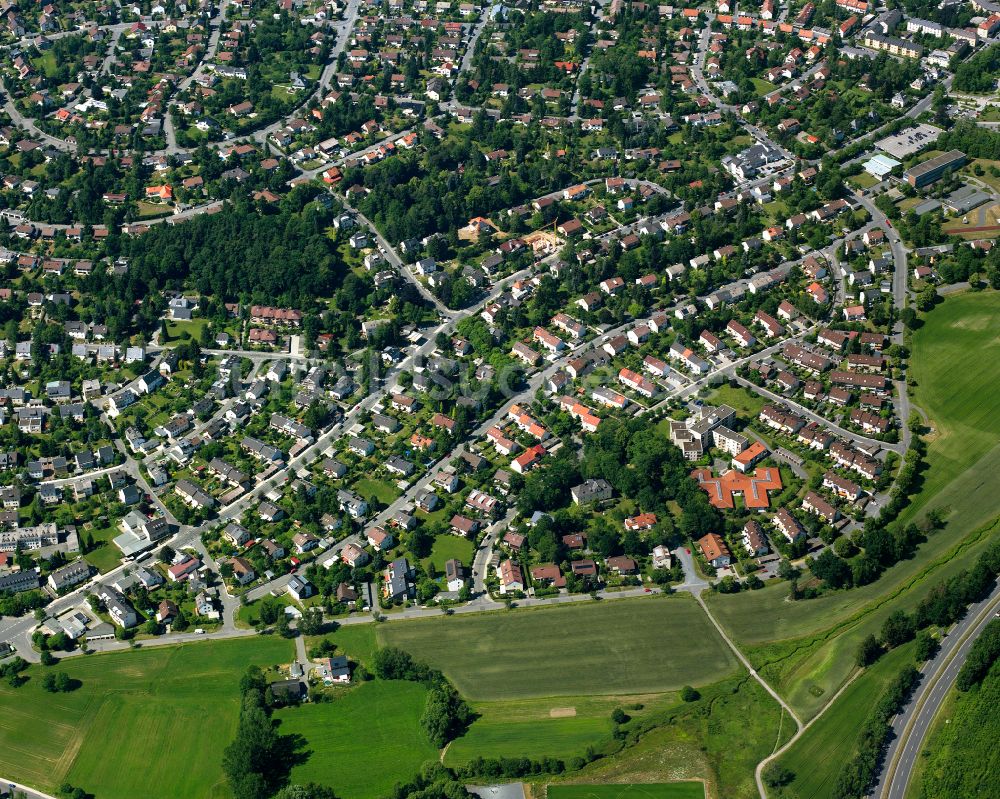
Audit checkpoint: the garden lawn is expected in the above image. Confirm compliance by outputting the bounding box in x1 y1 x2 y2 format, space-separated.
422 534 475 575
547 785 705 799
0 637 292 798
378 597 739 700
274 680 437 799
83 543 123 574
847 171 878 189
750 78 776 95
305 624 379 667
353 477 400 506
165 318 209 342
707 385 767 417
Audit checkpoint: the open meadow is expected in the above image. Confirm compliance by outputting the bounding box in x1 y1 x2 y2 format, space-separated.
377 596 740 700
772 642 916 799
444 693 679 767
546 784 705 799
540 676 790 799
274 680 437 799
0 637 292 798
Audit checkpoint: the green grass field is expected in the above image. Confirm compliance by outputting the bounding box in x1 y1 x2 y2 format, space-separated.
705 291 1000 718
0 637 292 798
911 657 1000 799
321 623 379 665
847 171 878 189
83 543 123 573
773 642 915 799
707 384 767 418
543 676 789 799
445 694 678 767
903 291 1000 526
377 597 739 700
165 318 209 342
353 477 400 506
547 784 705 799
275 680 437 799
422 534 475 575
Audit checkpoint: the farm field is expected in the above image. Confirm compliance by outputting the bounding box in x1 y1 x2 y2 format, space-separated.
542 677 789 799
705 290 1000 717
275 680 437 799
377 597 740 700
772 641 916 799
900 290 1000 525
546 784 705 799
0 637 292 798
444 694 679 767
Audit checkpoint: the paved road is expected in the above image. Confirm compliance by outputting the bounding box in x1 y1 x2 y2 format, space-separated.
340 196 457 318
673 546 709 594
459 3 498 74
875 584 1000 799
248 0 363 146
850 189 914 448
0 778 59 799
735 374 903 454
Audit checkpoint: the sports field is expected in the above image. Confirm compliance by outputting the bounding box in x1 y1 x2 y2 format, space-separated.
547 784 705 799
0 637 292 798
275 680 437 799
378 597 740 700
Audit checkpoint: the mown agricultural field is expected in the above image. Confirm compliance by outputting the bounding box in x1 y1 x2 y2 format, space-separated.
444 694 679 766
0 637 292 798
377 596 740 700
274 680 438 799
546 783 705 799
771 642 916 799
541 676 790 799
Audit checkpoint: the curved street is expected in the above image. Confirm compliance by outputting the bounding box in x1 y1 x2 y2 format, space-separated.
874 584 1000 799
